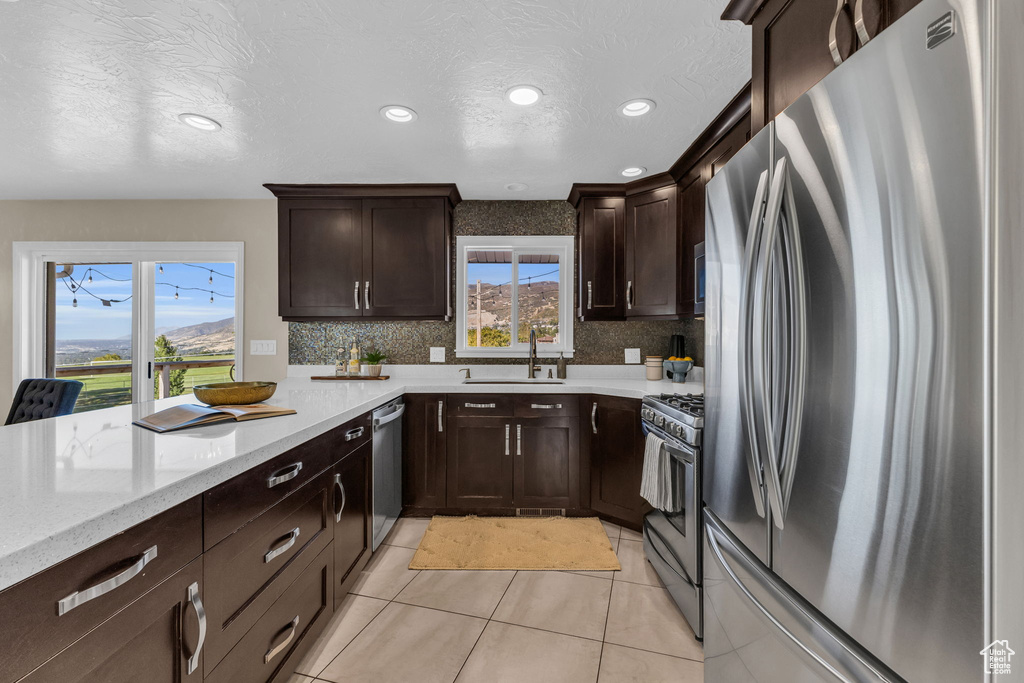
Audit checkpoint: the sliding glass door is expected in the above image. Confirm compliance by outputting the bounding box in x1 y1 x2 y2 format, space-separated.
13 243 244 414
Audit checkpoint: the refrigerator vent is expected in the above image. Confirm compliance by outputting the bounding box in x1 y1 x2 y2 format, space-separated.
516 508 566 517
926 11 956 50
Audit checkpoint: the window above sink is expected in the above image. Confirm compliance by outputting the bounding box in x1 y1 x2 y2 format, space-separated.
455 236 574 359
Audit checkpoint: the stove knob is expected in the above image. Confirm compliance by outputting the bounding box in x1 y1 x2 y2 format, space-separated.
672 423 683 437
654 415 665 427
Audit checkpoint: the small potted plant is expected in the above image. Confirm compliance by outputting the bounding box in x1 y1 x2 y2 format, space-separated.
360 349 388 377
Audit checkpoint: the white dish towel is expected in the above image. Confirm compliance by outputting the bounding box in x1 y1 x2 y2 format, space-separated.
634 432 675 511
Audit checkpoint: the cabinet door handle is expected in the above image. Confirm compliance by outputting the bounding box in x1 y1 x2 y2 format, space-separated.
591 402 598 434
264 527 301 564
364 280 371 309
626 280 633 310
264 616 300 664
344 426 365 442
516 424 522 456
354 281 360 310
853 0 870 45
333 473 346 523
829 0 850 67
505 424 511 455
57 545 158 616
587 281 593 310
267 462 303 488
465 402 497 409
437 400 444 432
186 581 206 676
530 403 562 410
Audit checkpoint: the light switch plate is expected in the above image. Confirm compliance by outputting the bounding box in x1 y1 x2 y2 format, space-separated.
430 347 446 363
250 340 277 356
625 348 641 364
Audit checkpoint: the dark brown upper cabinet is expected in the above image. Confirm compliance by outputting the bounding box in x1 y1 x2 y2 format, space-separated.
574 191 626 321
266 184 460 321
624 184 680 318
722 0 923 133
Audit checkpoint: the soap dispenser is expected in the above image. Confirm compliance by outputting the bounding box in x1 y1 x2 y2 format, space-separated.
556 352 568 379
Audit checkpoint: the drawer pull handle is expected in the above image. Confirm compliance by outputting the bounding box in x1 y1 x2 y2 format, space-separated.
591 402 598 434
186 581 206 675
57 545 158 616
264 527 301 564
505 424 511 456
437 400 444 432
265 616 300 664
267 462 303 488
516 424 522 456
465 402 496 409
354 281 360 310
530 403 562 410
344 426 365 442
333 473 346 523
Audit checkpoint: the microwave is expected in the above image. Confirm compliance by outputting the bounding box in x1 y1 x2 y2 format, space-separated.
694 241 705 315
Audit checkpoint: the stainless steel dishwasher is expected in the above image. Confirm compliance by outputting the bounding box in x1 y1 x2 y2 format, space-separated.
371 398 404 550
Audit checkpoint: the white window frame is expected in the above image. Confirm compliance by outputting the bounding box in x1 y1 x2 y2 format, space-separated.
12 241 244 402
455 235 574 358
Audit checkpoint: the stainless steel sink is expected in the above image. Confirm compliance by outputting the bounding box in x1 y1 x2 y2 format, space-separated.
461 378 565 385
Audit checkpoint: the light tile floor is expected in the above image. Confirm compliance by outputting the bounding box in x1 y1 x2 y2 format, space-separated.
293 517 703 683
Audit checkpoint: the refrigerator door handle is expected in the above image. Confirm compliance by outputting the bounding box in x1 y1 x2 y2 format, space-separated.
704 511 901 683
777 159 808 521
755 157 791 529
738 169 772 519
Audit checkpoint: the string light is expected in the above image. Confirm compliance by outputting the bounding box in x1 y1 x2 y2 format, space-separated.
72 298 77 308
174 287 179 300
158 265 164 274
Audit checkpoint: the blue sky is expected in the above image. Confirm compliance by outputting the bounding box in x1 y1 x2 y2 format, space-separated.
55 262 236 340
467 262 560 287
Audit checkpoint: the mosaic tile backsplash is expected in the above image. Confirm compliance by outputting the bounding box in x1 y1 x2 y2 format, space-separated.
289 200 705 367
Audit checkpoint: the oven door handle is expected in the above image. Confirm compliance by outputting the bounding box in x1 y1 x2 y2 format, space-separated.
641 422 695 463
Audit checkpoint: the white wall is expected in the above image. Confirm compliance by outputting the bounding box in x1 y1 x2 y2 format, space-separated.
0 199 286 410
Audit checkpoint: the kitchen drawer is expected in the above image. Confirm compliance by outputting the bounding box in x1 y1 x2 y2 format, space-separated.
203 469 333 673
205 429 341 549
17 557 204 683
515 395 579 418
448 394 514 417
205 544 334 683
335 411 372 458
0 498 202 683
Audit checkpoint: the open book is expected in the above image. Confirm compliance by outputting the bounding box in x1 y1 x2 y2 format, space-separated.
133 403 296 433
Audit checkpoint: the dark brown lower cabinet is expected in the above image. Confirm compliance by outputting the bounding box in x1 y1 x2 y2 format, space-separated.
586 395 649 528
402 393 447 510
19 557 204 683
515 417 580 509
446 416 514 509
205 545 334 683
333 441 372 604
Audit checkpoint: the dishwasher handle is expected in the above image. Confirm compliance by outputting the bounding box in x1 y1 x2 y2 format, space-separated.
373 403 406 431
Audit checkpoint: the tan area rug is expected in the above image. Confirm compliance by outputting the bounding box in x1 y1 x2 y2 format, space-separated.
408 516 622 571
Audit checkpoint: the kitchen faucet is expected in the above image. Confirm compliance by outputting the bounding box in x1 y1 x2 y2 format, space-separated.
528 328 541 379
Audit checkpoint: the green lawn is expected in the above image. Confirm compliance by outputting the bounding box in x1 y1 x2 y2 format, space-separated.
66 355 236 412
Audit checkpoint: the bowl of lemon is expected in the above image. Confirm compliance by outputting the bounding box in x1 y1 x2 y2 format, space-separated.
664 357 693 383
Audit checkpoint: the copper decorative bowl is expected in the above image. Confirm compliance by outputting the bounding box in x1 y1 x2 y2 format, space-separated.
192 381 277 406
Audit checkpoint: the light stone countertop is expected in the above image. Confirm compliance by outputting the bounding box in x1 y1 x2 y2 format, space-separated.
0 365 702 591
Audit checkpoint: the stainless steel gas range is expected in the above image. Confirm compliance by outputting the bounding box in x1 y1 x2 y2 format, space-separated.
640 393 704 640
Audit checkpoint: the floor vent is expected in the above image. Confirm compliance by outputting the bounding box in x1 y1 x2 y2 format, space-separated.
516 508 566 517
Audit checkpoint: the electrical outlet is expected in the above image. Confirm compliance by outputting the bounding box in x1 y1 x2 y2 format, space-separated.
250 340 277 356
430 347 446 363
625 348 641 364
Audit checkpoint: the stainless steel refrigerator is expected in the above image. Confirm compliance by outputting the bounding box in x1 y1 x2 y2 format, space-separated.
704 0 1023 680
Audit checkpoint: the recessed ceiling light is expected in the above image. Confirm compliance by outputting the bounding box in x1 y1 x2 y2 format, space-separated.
380 105 417 123
618 99 656 117
621 166 646 177
506 85 542 106
177 113 221 132
505 183 529 192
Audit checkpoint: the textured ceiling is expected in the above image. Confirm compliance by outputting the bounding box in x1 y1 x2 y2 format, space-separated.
0 0 750 200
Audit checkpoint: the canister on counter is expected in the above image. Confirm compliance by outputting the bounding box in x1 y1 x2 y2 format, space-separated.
645 356 664 381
